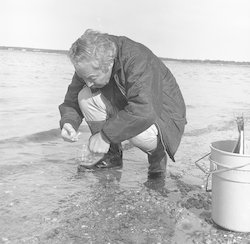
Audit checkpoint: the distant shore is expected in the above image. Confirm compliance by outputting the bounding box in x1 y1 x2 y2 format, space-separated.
1 45 249 66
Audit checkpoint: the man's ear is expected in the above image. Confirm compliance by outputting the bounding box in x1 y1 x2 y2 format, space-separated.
109 61 114 69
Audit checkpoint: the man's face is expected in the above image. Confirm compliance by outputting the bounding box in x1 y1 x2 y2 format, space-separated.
75 62 113 89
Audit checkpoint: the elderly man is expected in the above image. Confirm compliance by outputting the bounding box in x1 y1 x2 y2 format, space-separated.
59 29 187 179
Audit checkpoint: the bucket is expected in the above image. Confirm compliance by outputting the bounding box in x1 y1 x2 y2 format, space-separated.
196 140 250 232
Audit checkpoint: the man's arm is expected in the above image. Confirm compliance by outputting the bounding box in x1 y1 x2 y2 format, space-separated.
59 72 86 131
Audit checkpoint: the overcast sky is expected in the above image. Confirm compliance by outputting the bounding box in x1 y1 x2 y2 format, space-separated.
1 0 250 61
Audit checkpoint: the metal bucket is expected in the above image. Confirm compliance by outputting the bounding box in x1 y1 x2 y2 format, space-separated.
196 140 250 232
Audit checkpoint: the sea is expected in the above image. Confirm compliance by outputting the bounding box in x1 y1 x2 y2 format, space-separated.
0 49 249 140
0 49 250 243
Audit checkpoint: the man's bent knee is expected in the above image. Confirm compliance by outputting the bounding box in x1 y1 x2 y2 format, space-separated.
129 124 158 153
78 87 118 122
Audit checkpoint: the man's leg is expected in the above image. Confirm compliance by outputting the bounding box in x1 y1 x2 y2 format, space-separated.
78 86 166 176
129 124 167 178
77 87 122 171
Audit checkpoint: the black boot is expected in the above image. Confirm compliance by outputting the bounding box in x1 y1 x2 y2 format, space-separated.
77 143 123 172
147 138 167 179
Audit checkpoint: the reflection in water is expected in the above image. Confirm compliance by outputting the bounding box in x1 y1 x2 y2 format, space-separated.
76 169 123 185
143 174 166 190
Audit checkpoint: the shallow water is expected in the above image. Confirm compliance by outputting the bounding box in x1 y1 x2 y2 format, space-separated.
0 126 152 243
1 50 250 243
0 50 74 139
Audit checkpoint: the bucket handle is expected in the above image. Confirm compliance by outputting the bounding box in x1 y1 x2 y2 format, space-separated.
195 153 250 192
194 153 212 192
194 152 211 174
195 153 250 175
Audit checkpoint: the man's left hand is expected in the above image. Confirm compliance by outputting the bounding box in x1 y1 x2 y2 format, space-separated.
89 132 110 154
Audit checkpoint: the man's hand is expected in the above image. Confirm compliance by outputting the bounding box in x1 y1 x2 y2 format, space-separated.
89 132 110 154
61 123 81 142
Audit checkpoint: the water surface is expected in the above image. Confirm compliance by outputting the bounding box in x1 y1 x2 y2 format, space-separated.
1 50 250 243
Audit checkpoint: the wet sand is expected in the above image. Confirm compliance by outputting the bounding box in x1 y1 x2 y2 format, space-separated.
1 119 250 243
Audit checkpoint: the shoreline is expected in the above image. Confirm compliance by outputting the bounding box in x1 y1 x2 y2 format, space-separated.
1 46 249 65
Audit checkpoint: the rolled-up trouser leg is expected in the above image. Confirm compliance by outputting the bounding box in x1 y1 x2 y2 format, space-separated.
78 86 118 123
129 124 158 153
78 86 122 149
77 87 122 170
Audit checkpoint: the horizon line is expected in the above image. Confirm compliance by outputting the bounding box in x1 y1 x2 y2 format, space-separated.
1 45 249 65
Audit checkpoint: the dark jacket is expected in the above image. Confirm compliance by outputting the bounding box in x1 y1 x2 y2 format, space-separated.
59 35 187 161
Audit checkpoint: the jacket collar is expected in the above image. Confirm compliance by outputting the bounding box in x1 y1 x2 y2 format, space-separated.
112 57 121 76
108 35 121 77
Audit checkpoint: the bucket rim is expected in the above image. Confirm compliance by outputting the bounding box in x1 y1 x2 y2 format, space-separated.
210 140 250 158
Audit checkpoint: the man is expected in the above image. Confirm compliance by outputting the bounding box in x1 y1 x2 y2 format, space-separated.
59 29 187 179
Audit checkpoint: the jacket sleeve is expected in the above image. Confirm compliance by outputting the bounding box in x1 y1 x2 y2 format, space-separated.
59 72 86 131
102 53 159 143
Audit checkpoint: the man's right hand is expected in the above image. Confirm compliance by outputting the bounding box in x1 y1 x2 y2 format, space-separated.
61 123 82 142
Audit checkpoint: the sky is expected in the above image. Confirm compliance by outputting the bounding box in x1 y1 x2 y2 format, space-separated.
1 0 250 62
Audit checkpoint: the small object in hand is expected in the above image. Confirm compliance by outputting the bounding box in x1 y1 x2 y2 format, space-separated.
75 145 103 168
71 132 82 141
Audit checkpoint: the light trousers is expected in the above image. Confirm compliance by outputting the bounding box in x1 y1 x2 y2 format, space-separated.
78 87 158 153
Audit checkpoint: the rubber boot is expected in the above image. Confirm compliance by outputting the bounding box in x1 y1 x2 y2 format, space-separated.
77 121 123 172
147 138 167 179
